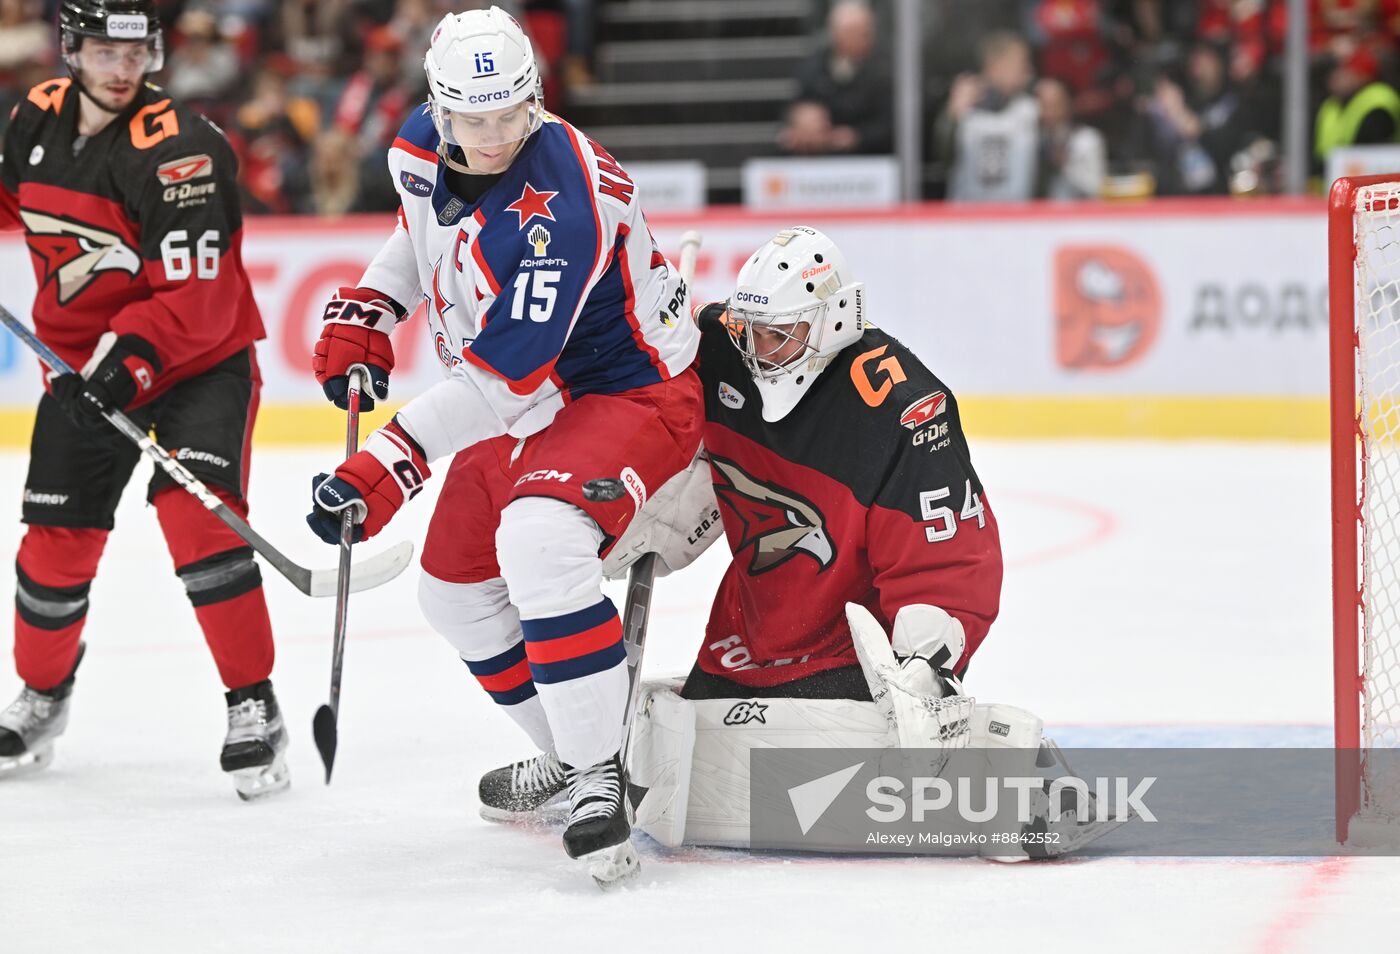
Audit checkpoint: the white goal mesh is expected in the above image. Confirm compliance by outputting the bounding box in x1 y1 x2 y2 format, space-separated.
1353 182 1400 826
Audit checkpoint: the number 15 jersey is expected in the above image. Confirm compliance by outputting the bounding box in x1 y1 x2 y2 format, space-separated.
361 105 698 451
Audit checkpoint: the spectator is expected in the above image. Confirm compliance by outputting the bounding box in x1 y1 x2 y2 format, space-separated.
1026 0 1114 115
1144 42 1251 194
560 0 597 91
333 25 418 212
939 31 1040 201
1036 76 1107 198
233 68 314 215
164 10 241 116
778 0 893 155
0 0 54 114
309 128 360 217
1315 43 1400 171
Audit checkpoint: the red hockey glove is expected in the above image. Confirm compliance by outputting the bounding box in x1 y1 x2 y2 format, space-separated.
312 286 403 412
307 417 430 544
50 332 161 428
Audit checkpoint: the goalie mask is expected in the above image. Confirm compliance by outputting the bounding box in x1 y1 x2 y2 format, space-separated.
424 6 544 153
726 227 865 422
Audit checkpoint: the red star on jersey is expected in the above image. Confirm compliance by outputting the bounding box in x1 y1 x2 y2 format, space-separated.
505 183 558 229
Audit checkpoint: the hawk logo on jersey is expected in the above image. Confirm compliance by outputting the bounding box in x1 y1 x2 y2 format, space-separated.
899 392 947 429
506 183 558 229
711 456 834 575
19 210 141 304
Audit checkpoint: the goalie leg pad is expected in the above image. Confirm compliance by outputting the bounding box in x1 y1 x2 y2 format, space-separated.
629 682 894 848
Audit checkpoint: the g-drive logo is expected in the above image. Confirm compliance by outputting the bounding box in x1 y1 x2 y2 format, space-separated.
787 763 1155 836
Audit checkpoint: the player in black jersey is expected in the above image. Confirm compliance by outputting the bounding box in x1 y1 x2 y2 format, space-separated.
0 0 287 800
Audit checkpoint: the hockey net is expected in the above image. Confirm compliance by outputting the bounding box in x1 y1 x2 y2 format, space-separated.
1332 176 1400 844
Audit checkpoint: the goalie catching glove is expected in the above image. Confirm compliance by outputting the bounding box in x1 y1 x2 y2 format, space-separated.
307 417 430 544
49 331 161 427
312 286 403 411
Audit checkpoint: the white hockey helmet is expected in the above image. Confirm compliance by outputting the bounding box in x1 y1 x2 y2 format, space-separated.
424 6 544 149
726 226 865 422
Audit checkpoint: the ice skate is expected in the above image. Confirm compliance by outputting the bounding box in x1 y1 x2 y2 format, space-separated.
478 750 569 821
221 679 290 802
0 643 83 779
562 752 640 888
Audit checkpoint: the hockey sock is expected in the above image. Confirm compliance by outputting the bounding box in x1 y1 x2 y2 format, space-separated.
520 597 628 770
155 487 275 689
13 526 106 690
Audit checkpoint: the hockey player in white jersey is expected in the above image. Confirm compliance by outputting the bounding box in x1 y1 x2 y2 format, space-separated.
304 7 702 885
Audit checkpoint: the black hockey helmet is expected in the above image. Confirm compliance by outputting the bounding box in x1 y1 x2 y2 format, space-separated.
59 0 164 73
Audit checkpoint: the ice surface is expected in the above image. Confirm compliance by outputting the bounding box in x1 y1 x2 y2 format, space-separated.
1 441 1396 953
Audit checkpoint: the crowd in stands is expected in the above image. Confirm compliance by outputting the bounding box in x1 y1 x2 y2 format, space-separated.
0 0 597 214
783 0 1400 199
5 0 1400 207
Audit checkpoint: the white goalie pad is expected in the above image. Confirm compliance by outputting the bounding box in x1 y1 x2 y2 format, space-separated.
627 682 1053 850
603 447 723 581
628 681 895 848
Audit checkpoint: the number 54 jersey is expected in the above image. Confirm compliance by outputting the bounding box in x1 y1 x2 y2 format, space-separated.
0 79 264 394
361 105 698 440
694 308 1003 689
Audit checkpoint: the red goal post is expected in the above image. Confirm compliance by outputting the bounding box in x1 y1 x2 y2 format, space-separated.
1330 174 1400 845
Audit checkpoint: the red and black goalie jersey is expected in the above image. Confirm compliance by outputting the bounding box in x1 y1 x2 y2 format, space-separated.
0 78 263 398
694 305 1003 688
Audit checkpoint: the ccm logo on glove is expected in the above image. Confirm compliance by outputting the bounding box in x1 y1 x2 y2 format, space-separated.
307 417 430 544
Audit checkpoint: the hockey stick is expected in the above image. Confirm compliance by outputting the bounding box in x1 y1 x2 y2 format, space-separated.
619 230 702 766
0 305 413 598
312 365 367 783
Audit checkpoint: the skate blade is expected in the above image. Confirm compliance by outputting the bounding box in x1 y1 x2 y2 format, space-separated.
581 838 640 889
479 792 569 824
0 743 53 779
231 754 291 802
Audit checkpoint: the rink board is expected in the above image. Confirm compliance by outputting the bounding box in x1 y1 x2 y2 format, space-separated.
0 198 1332 444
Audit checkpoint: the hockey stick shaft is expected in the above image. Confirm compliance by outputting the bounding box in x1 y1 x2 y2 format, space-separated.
0 305 412 598
620 231 703 761
314 366 366 783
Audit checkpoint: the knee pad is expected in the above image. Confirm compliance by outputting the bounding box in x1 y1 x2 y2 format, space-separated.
495 497 604 619
417 572 521 659
175 547 262 607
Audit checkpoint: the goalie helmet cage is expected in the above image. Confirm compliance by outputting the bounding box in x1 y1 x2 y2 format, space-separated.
1331 173 1400 845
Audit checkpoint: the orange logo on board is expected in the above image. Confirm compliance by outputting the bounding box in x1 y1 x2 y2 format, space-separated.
1054 246 1162 370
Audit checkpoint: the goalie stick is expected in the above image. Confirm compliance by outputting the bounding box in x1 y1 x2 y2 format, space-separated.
620 230 702 769
0 304 414 598
312 365 369 783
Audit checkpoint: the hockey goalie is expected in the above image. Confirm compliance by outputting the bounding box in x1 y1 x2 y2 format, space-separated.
480 227 1124 858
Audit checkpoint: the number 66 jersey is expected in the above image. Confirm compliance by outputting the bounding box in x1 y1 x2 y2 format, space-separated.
0 78 264 393
358 105 698 455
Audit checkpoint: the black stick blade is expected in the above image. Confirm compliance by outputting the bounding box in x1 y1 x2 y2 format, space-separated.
312 704 338 784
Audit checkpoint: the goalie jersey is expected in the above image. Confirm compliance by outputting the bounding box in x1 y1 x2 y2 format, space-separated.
0 79 263 398
694 306 1003 688
360 104 697 446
